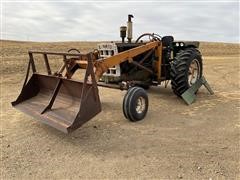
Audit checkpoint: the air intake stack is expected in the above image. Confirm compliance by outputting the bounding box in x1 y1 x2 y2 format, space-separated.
120 26 127 43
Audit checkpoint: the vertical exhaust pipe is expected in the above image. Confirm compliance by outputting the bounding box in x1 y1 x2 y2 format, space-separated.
127 14 134 43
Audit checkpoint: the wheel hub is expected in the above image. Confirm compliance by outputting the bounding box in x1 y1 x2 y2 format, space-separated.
188 59 200 86
136 96 146 114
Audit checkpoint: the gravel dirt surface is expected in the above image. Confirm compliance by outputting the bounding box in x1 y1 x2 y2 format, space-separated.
1 40 240 179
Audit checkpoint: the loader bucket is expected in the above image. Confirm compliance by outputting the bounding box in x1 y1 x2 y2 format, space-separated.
12 51 101 133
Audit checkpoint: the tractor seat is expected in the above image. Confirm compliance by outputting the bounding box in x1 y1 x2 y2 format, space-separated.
162 36 174 47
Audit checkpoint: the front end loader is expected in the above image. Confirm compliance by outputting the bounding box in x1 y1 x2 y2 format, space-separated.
12 15 213 133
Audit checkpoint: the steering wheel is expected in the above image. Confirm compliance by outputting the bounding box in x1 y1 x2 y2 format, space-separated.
67 48 81 53
135 33 162 43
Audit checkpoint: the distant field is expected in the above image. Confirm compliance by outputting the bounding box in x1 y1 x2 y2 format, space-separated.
199 42 239 56
1 40 239 75
1 40 239 56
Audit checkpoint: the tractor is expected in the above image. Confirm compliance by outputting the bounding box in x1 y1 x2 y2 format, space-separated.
12 15 213 133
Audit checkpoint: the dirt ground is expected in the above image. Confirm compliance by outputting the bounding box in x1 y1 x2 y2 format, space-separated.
1 40 240 179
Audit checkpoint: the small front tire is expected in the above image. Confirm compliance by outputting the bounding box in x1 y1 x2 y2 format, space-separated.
122 87 149 122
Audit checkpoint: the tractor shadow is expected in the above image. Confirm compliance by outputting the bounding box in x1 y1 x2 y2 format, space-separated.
147 86 173 96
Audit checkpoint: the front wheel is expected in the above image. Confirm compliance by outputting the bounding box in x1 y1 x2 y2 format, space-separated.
122 87 149 122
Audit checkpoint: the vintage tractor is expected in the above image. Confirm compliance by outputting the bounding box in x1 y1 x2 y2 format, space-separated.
12 15 213 133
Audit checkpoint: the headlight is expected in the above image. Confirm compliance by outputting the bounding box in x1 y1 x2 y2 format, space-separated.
176 43 179 46
180 42 184 46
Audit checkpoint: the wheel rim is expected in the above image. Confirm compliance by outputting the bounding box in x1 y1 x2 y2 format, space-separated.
188 59 200 86
135 96 146 114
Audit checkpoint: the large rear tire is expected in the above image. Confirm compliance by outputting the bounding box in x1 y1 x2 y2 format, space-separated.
122 87 148 122
170 48 203 96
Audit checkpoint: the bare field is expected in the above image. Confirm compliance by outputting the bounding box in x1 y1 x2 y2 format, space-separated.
1 40 240 179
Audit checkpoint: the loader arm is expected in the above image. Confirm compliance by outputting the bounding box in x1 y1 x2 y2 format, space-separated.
94 41 160 81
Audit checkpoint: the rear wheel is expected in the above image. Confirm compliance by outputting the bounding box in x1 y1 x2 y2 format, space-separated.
123 87 148 122
170 48 203 96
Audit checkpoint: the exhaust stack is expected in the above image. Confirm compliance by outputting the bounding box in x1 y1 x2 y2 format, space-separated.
127 14 134 43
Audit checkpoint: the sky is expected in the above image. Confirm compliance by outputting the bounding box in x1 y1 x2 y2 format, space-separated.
1 1 239 43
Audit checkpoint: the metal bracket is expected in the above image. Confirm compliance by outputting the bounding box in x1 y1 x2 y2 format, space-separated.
181 76 214 105
41 79 62 114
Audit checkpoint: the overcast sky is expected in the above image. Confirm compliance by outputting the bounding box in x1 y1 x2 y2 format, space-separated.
1 1 239 43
